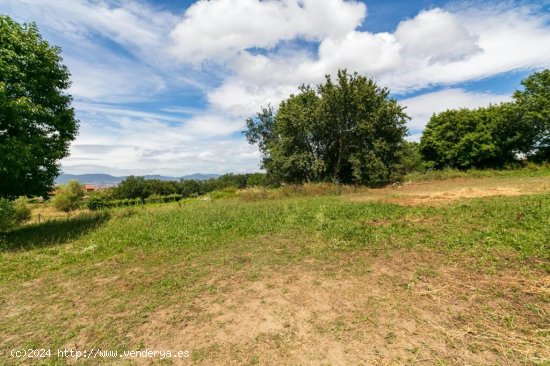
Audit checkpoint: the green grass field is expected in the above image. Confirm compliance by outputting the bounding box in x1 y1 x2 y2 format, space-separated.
1 173 549 365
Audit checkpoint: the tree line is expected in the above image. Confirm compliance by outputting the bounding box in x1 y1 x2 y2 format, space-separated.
244 69 549 186
110 173 266 200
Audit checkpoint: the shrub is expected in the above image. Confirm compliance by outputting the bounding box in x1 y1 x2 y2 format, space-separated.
0 198 17 232
209 187 238 200
246 173 267 187
86 196 107 211
0 197 30 232
52 180 85 212
13 197 31 224
144 194 163 204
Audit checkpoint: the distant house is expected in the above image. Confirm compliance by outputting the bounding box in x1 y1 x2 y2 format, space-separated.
84 184 97 192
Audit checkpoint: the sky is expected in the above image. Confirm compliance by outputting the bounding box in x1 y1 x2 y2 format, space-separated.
1 0 550 176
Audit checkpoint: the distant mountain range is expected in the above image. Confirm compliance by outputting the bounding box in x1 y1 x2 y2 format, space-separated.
55 173 220 185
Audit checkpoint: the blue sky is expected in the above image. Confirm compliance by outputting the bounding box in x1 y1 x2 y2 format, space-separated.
1 0 549 176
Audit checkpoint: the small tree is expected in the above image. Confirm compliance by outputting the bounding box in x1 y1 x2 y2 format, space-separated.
52 180 84 212
244 70 409 186
114 176 149 199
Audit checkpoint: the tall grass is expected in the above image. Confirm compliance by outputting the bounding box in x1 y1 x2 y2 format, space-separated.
405 163 550 182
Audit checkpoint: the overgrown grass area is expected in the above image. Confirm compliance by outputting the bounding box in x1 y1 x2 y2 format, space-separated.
404 162 550 182
0 176 549 365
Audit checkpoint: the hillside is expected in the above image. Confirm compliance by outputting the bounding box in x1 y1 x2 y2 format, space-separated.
1 172 549 365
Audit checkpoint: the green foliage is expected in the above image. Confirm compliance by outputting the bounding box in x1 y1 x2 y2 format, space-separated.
420 103 526 169
420 70 550 169
0 197 30 232
13 197 31 224
246 173 267 187
112 173 269 200
398 141 426 174
209 187 238 200
244 70 409 186
404 163 550 182
113 176 150 199
87 194 186 210
0 198 17 232
0 16 79 198
86 196 107 211
144 194 182 204
513 69 550 161
52 180 84 212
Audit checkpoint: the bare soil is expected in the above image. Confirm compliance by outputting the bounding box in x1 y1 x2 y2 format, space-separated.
348 176 550 206
131 249 550 365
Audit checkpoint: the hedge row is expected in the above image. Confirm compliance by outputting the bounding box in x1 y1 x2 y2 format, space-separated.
87 194 184 210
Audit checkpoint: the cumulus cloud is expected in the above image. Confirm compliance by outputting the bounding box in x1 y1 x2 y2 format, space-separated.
318 31 402 75
201 3 550 118
169 0 366 62
395 8 481 63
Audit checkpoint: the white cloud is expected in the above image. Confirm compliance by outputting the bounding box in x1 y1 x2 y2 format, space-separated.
395 8 481 63
204 4 550 119
2 0 176 58
318 31 402 75
169 0 366 62
400 88 511 132
63 104 257 175
384 6 550 91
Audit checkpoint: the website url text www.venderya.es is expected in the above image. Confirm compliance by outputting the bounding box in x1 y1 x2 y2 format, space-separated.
9 348 190 360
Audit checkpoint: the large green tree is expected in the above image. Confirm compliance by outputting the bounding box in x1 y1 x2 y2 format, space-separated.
245 70 409 186
420 70 550 169
513 69 550 161
0 16 79 198
420 103 526 169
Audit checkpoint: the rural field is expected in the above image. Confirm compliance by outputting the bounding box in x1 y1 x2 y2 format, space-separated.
1 170 549 365
2 1 550 365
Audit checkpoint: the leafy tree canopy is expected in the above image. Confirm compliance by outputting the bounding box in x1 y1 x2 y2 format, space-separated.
244 70 409 186
420 104 527 169
0 16 79 198
420 70 549 169
513 69 550 161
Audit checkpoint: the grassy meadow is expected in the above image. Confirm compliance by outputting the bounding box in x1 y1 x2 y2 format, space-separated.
0 171 549 365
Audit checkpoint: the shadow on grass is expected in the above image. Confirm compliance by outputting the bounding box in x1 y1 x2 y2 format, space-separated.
0 211 110 252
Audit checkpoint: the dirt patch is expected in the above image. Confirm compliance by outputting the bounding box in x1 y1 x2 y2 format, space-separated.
348 176 550 206
131 250 550 365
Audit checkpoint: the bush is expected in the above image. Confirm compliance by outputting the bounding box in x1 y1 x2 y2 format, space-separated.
13 197 31 223
52 180 85 212
0 197 30 232
87 196 107 211
0 198 17 232
209 187 238 200
246 173 267 187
